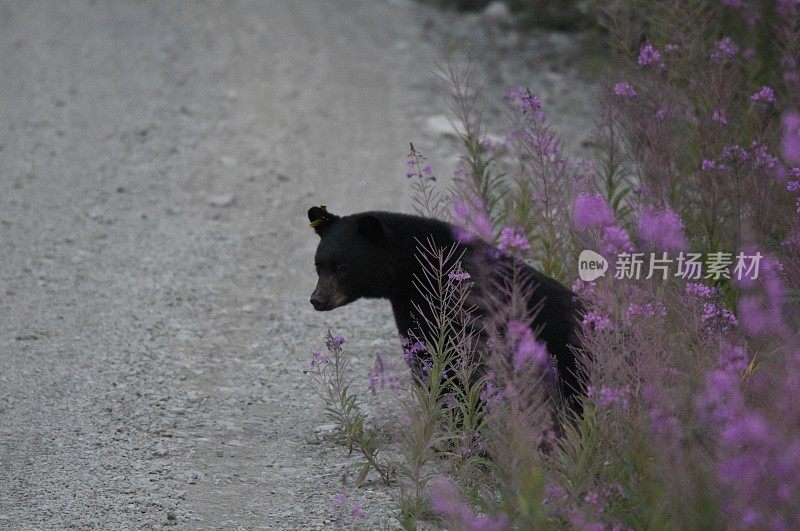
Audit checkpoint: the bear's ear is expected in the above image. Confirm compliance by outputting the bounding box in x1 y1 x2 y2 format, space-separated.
357 215 386 245
308 205 339 236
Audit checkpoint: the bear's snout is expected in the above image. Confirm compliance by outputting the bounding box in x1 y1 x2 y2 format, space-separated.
310 293 327 311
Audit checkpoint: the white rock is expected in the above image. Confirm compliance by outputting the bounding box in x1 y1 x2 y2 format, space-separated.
206 194 235 207
424 114 465 138
482 1 512 26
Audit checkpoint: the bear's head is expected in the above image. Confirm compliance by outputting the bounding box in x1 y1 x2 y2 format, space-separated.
307 206 393 311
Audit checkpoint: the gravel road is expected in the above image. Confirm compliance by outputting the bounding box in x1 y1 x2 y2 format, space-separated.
0 1 592 528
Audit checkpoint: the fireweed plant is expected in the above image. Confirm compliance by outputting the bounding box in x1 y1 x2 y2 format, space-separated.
308 1 800 529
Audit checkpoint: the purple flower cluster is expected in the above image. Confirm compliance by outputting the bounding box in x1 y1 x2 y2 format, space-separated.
701 159 726 172
400 336 426 368
750 141 784 177
614 81 637 99
722 143 750 165
686 282 716 298
643 385 683 441
700 302 739 333
789 177 800 213
750 85 776 103
573 193 614 230
737 257 788 337
712 37 739 60
600 225 635 256
637 207 688 251
587 385 630 410
312 349 329 366
582 311 612 332
405 146 437 181
368 352 399 393
782 111 800 163
506 86 544 119
448 268 472 281
711 108 728 125
430 477 510 531
325 334 346 350
638 43 665 68
452 198 494 243
507 320 549 372
624 301 667 324
497 226 531 254
697 343 800 529
331 493 365 520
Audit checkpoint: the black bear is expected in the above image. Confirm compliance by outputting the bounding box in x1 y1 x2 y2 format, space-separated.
307 205 584 408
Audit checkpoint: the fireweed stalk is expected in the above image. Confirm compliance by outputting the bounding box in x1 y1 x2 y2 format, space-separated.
307 331 393 486
397 237 488 529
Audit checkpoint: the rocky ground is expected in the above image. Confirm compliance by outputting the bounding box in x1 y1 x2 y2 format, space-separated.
0 1 593 528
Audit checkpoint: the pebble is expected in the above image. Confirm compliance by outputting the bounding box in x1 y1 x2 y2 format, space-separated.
206 194 236 208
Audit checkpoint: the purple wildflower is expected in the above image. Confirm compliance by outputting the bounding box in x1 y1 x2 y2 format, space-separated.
614 81 637 98
782 111 800 163
332 492 349 518
430 477 509 531
722 144 750 165
452 199 494 243
448 268 472 281
582 311 612 332
750 86 776 103
718 343 750 374
686 282 716 298
497 226 531 254
325 335 345 350
625 301 667 324
643 385 683 441
712 108 728 125
351 505 365 518
712 37 739 60
637 207 688 251
513 334 549 372
638 43 665 67
700 302 739 333
701 159 725 171
520 93 542 114
368 352 399 393
573 193 614 230
587 385 630 410
601 225 635 256
400 336 427 368
312 349 329 365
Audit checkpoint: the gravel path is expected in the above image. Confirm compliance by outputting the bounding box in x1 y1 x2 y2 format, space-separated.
0 1 592 528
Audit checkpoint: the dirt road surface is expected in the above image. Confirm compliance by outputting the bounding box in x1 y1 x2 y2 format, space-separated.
0 1 592 528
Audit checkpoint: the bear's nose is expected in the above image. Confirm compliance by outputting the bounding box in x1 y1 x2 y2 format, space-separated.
310 295 324 310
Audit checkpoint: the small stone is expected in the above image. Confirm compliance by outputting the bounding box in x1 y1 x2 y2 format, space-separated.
482 1 512 26
423 115 465 138
206 194 235 208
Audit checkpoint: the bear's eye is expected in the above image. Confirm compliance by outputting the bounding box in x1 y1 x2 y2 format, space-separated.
337 264 350 274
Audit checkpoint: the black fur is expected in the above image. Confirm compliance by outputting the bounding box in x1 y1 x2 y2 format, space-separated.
307 207 585 407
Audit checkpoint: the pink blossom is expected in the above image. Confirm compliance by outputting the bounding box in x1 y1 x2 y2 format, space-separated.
573 193 614 230
782 111 800 163
637 207 688 251
638 43 665 68
750 86 776 103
